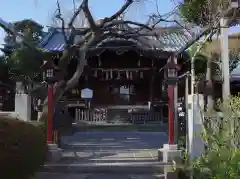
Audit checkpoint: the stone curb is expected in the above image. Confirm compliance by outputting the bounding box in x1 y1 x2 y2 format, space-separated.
33 172 166 179
40 164 166 174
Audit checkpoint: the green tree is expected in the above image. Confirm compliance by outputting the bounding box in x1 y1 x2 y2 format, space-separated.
4 19 44 48
0 56 9 83
179 0 229 26
187 43 209 78
6 47 43 80
2 19 44 81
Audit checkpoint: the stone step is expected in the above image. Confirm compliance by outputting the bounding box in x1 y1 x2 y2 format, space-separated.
33 172 165 179
40 163 166 174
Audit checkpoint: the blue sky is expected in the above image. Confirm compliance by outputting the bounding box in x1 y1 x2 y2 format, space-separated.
0 0 240 45
0 0 175 44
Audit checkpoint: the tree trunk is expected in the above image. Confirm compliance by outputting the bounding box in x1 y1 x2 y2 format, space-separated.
38 34 96 122
38 55 86 122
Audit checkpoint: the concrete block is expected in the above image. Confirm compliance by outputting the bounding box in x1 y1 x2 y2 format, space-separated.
166 171 179 179
158 144 182 163
47 144 63 163
158 144 182 179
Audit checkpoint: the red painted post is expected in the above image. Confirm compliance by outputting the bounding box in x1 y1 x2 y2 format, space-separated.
168 85 174 144
47 84 53 144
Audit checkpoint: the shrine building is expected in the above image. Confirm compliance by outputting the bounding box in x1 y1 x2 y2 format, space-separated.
38 26 195 123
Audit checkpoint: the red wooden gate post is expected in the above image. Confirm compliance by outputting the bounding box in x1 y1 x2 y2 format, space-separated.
168 85 174 144
47 84 53 144
164 57 179 145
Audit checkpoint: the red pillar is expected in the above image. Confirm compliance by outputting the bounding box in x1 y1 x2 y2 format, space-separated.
168 85 174 144
47 85 53 144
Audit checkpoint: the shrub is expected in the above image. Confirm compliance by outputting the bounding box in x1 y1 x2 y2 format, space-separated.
179 95 240 179
193 95 240 179
0 117 47 179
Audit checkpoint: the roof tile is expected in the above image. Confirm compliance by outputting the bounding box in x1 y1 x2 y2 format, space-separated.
39 27 198 53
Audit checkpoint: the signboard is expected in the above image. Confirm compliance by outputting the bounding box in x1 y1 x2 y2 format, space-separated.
81 88 93 99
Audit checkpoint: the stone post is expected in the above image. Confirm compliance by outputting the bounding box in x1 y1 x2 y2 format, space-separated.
14 82 31 121
188 94 205 160
220 17 230 101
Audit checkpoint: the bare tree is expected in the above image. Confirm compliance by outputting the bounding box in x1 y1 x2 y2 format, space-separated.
50 0 88 28
0 0 193 121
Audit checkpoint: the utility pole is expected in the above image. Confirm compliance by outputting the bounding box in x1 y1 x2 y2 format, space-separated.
220 17 230 101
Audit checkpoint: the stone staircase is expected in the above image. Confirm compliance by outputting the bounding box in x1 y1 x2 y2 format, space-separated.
34 163 166 179
33 132 178 179
34 173 165 179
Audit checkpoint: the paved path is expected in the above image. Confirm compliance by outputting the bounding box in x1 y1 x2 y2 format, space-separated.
58 132 167 165
34 132 168 179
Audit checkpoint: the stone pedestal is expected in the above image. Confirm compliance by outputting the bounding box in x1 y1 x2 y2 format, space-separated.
47 144 63 163
15 93 31 121
158 144 182 179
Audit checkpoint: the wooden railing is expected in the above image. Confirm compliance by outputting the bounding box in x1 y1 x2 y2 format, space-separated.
129 111 163 124
74 108 164 124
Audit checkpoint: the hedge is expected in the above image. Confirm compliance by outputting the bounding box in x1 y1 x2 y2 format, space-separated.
0 116 47 179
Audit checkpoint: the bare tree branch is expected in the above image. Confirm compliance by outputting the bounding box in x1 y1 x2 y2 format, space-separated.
103 0 133 23
65 34 95 90
56 0 68 43
81 0 98 32
73 0 77 12
68 1 85 28
57 32 92 74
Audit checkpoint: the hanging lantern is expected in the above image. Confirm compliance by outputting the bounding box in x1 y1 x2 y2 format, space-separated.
94 70 98 77
0 94 3 110
130 71 133 80
134 71 137 79
137 59 141 67
117 71 121 79
110 70 113 79
98 57 102 67
163 58 179 85
106 71 109 80
99 70 103 80
126 71 129 79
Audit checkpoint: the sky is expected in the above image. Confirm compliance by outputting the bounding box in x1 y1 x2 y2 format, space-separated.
0 0 175 45
0 0 240 45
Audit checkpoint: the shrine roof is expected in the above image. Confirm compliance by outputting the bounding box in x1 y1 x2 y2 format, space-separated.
39 27 200 53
